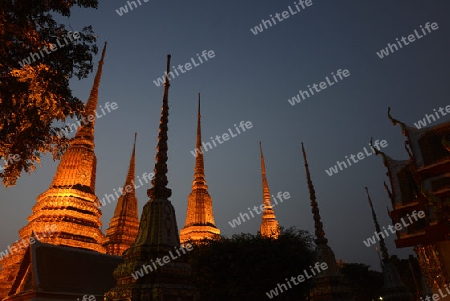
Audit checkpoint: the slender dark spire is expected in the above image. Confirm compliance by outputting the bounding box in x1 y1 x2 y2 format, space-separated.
148 54 172 200
365 187 389 260
193 93 205 185
301 142 328 245
106 55 197 300
301 143 354 300
366 187 414 300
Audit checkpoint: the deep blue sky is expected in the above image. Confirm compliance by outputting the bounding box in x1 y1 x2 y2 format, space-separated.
1 0 450 272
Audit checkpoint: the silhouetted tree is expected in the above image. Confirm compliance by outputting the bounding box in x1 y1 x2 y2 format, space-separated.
0 0 99 186
339 262 383 301
187 227 316 301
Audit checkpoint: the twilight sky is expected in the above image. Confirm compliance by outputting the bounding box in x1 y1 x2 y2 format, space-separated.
1 0 450 272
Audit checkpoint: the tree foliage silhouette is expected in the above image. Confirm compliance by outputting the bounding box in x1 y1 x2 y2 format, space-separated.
0 0 99 186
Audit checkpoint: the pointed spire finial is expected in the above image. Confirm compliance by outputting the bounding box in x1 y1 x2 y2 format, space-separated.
387 107 409 136
180 94 220 243
193 93 205 184
198 92 201 117
259 141 279 238
365 187 389 261
122 133 137 195
74 41 107 142
164 54 171 88
259 141 270 206
105 133 140 255
301 142 328 245
387 107 403 127
84 41 107 124
370 137 391 170
259 141 265 174
148 55 172 200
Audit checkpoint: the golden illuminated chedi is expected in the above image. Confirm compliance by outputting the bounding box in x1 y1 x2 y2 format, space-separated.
0 43 108 299
259 142 280 239
104 133 140 256
180 94 220 244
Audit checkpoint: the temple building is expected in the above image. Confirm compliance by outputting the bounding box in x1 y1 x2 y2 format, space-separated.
2 45 428 300
373 108 450 298
365 187 414 301
301 143 354 301
0 42 109 300
180 94 220 244
0 42 129 301
259 142 280 239
4 237 121 301
105 55 197 301
104 134 140 255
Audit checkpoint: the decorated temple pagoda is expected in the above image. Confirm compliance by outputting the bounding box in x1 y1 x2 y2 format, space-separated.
301 143 354 301
259 142 280 239
374 108 450 298
180 94 220 244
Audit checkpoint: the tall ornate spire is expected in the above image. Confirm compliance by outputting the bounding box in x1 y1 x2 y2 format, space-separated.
180 93 220 244
301 143 354 301
365 187 413 301
124 132 138 195
131 54 177 247
301 143 328 246
74 42 108 144
50 41 107 191
104 133 140 256
0 43 108 299
194 93 205 183
147 55 172 201
259 142 280 238
21 42 108 250
260 142 270 205
106 55 196 301
365 187 389 260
